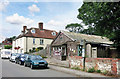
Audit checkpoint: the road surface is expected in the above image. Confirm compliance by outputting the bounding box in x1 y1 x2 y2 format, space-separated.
2 59 76 77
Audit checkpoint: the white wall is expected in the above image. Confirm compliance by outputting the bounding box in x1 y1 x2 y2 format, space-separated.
12 37 53 53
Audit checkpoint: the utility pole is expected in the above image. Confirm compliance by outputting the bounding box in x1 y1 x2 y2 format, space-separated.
82 39 86 71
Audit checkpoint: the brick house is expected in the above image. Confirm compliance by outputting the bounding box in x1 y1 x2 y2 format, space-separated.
50 31 113 60
12 22 57 53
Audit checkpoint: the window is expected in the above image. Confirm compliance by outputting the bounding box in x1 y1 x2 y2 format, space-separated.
51 32 56 36
40 39 44 45
33 38 35 44
31 29 35 33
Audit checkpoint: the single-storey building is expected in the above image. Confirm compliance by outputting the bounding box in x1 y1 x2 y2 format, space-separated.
50 31 113 60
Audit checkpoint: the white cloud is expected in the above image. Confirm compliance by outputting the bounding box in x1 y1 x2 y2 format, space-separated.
0 0 9 11
47 20 62 26
0 34 6 43
28 4 40 13
6 13 34 25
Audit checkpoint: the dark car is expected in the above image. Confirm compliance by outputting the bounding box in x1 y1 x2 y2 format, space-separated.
24 55 48 69
15 54 28 65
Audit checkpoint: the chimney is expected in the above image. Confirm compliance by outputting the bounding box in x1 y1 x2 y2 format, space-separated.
23 26 27 33
38 22 43 30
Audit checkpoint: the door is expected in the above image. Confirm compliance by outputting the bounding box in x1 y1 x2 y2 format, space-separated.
92 47 97 58
25 56 31 66
61 46 67 60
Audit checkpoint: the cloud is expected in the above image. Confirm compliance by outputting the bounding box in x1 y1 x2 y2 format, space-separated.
0 0 9 11
0 34 6 43
28 4 40 13
6 13 34 25
47 20 62 26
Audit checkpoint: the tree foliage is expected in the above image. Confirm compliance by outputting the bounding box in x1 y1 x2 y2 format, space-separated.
65 23 83 33
77 2 120 51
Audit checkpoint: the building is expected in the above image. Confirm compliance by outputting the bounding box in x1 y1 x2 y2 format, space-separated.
12 22 57 53
50 31 113 60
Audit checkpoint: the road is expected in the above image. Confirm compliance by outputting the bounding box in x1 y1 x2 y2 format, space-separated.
2 59 76 77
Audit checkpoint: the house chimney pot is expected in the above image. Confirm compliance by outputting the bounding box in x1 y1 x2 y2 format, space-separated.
38 22 43 30
23 26 27 33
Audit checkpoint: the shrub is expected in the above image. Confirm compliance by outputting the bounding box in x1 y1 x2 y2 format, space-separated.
96 70 101 73
4 45 12 49
37 47 43 50
71 67 80 70
87 67 95 73
102 70 108 75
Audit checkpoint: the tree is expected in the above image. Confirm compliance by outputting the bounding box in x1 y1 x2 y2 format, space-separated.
77 2 120 51
65 23 83 33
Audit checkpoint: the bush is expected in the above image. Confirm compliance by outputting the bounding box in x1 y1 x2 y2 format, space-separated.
4 45 12 49
71 67 80 70
37 47 43 50
96 70 101 73
87 67 95 73
102 70 108 75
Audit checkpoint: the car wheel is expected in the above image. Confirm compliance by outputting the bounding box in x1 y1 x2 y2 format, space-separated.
15 61 17 64
19 61 22 65
24 63 27 67
44 65 48 68
30 64 34 69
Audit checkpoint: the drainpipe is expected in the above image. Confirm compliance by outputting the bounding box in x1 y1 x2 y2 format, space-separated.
26 37 27 53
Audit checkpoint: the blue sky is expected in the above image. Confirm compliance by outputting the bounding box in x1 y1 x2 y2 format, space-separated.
0 1 83 42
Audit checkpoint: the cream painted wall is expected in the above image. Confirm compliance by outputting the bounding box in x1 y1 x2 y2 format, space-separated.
12 37 53 53
26 37 53 52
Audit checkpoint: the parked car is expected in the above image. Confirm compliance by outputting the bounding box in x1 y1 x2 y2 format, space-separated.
15 54 28 65
9 53 18 62
24 55 48 69
1 51 11 59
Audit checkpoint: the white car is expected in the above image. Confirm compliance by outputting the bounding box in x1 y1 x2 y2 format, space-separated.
1 51 11 59
9 53 18 62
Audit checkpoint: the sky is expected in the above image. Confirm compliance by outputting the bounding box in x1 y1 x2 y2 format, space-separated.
0 0 84 43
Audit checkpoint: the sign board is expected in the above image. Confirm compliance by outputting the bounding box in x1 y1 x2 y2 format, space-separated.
80 40 84 45
82 48 85 57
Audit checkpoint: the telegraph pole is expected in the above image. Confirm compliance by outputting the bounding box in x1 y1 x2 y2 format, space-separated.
82 39 86 71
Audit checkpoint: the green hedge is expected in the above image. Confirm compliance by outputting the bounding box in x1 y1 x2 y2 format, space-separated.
4 45 12 49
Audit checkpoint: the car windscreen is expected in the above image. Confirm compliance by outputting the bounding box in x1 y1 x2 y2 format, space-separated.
5 52 10 54
12 53 17 56
20 54 26 58
31 56 43 60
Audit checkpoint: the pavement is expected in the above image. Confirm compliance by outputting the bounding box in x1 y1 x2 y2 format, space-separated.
46 58 120 78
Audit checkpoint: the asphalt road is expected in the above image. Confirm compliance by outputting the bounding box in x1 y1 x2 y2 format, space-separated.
2 59 76 77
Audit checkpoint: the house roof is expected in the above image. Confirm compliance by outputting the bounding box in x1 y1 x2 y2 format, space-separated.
61 31 113 44
15 28 58 40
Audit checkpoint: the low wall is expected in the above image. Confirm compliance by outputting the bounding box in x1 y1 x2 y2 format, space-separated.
69 56 83 70
69 56 120 75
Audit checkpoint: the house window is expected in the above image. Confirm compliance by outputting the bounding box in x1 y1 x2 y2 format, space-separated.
40 39 44 45
33 38 35 44
78 45 83 56
31 29 35 33
51 32 56 36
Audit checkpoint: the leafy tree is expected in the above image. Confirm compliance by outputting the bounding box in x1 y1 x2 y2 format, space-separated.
77 2 120 51
65 23 83 33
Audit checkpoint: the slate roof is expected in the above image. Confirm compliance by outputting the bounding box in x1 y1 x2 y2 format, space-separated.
61 31 113 44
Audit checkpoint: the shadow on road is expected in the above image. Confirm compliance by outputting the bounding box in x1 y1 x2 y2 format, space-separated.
31 67 50 70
